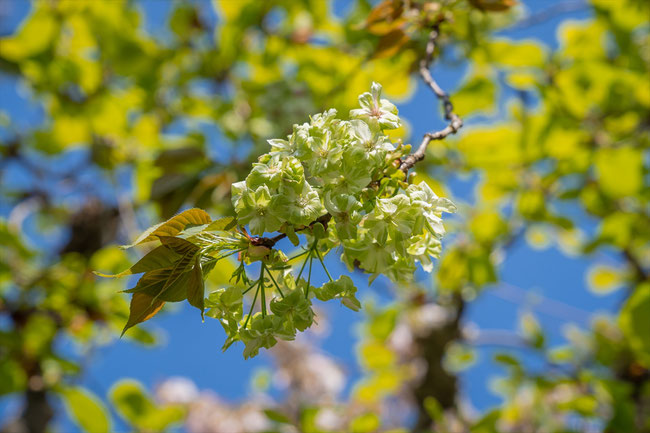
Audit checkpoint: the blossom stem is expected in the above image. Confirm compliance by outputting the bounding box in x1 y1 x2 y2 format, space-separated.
296 249 311 281
242 278 260 295
264 264 285 298
305 255 313 299
260 271 266 317
243 283 260 329
288 250 309 262
316 248 333 282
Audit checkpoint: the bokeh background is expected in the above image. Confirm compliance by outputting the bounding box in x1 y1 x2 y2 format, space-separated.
1 0 648 432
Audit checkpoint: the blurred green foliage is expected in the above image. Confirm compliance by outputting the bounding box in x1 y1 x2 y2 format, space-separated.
0 0 648 432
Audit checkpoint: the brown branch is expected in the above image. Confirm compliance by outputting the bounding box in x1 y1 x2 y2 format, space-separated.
254 26 461 250
250 214 332 249
399 25 463 174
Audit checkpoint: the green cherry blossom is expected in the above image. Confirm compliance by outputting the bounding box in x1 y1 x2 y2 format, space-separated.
350 82 401 130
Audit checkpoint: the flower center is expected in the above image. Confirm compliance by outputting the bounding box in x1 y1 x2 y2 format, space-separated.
297 196 309 207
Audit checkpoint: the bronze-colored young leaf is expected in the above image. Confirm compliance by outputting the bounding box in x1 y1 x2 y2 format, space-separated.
373 29 411 59
124 269 192 302
158 236 200 256
364 0 404 36
121 208 211 248
122 293 165 336
153 248 198 303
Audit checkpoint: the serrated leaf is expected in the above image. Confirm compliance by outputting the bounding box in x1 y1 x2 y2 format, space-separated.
121 208 211 248
94 245 180 278
124 269 192 302
122 293 165 337
153 248 198 303
187 255 205 319
205 216 236 232
60 387 110 433
158 236 200 256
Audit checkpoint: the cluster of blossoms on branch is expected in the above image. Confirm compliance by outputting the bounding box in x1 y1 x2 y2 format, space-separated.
232 82 456 281
98 83 456 358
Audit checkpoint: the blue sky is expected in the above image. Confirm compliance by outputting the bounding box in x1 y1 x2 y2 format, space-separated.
0 0 623 430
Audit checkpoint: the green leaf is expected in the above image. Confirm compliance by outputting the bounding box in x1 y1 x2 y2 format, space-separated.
359 342 395 370
0 360 26 396
60 387 111 433
350 412 380 433
368 308 398 342
122 208 211 248
594 146 643 199
205 216 237 232
158 236 200 256
122 293 165 337
187 255 205 319
485 39 546 68
453 72 496 117
94 245 180 278
442 342 476 373
494 353 521 368
619 283 650 367
153 238 199 303
270 289 314 332
124 269 192 302
315 275 361 311
285 224 300 246
109 380 185 432
311 222 325 239
264 409 292 424
423 397 443 422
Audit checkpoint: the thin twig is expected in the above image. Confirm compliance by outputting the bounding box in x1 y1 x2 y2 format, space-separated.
399 25 463 174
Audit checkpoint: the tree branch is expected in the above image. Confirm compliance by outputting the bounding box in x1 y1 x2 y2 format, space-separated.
253 25 461 250
399 25 462 174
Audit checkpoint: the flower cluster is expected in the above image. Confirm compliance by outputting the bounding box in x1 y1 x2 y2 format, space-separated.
232 82 456 282
99 83 456 358
231 82 403 237
341 182 456 282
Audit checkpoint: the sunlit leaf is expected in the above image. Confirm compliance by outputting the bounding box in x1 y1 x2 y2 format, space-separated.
94 245 180 278
60 387 111 433
350 412 381 433
186 255 205 319
109 380 185 432
122 293 165 336
122 208 211 248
